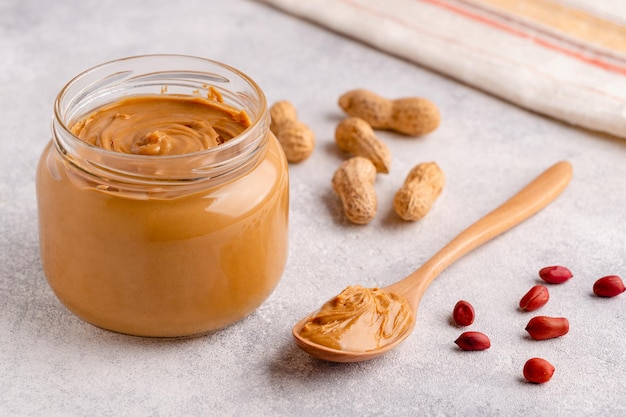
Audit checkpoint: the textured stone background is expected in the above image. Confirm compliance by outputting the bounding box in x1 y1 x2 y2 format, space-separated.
1 1 625 415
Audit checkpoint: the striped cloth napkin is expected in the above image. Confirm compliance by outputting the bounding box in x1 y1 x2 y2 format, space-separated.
260 0 626 139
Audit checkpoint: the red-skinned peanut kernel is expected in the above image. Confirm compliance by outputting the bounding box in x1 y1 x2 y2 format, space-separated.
593 275 626 297
519 285 550 312
452 300 475 326
454 331 491 351
523 358 555 384
525 316 569 340
538 265 573 284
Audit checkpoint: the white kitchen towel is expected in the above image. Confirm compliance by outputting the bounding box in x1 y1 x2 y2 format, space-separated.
259 0 626 139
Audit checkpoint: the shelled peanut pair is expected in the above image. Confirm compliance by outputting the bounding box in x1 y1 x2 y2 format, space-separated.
451 300 493 352
332 89 443 224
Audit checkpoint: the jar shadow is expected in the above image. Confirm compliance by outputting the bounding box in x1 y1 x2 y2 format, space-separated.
25 276 229 353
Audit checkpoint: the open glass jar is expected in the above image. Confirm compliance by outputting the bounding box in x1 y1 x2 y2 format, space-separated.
36 55 289 337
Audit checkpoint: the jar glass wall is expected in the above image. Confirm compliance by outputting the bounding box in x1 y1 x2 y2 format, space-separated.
36 55 289 337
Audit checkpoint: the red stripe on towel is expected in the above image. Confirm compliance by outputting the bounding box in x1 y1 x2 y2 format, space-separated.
421 0 626 75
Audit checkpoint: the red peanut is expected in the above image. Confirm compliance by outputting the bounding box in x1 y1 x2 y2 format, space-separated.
452 300 475 326
538 265 573 284
523 358 555 384
593 275 625 297
519 285 550 312
525 316 569 340
454 331 491 351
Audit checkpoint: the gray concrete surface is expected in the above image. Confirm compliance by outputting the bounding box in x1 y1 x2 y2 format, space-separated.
1 0 625 415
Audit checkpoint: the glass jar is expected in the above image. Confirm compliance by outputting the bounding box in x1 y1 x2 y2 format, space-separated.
36 55 289 337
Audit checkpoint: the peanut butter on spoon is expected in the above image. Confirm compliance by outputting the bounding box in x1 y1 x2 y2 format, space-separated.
294 161 573 362
298 285 413 352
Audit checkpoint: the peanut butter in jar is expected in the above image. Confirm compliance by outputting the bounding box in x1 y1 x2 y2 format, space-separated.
36 55 289 337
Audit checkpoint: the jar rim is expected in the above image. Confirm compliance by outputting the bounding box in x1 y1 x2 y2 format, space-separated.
54 54 268 160
52 54 271 185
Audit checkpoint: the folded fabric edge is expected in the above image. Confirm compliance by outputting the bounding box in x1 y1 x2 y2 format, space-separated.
258 0 626 140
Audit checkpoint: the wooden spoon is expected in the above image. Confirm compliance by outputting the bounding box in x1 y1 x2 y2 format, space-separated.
292 161 573 362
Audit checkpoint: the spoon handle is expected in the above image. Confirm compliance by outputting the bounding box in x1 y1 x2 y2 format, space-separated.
388 161 573 305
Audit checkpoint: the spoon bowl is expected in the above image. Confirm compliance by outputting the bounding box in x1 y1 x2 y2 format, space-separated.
292 161 573 362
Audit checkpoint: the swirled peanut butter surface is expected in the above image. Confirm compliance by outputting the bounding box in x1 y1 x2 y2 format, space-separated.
298 285 414 352
71 95 251 155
